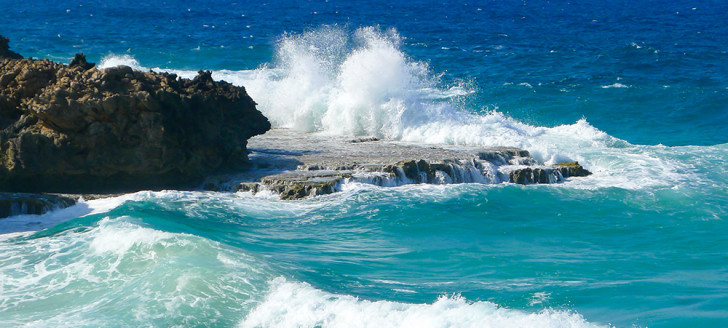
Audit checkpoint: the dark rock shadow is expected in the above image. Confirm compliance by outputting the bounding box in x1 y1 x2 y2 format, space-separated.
0 201 91 234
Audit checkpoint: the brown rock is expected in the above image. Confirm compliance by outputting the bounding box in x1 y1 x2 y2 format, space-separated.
0 36 270 193
0 35 22 59
555 161 592 178
68 53 95 70
508 161 591 185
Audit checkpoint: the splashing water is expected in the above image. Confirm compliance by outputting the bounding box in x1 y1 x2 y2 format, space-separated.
95 26 703 190
4 1 728 326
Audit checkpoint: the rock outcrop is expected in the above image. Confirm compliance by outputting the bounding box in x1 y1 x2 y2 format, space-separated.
0 35 22 60
0 193 76 218
205 129 592 200
0 35 270 192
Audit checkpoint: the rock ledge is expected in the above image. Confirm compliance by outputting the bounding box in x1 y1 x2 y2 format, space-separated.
205 129 592 200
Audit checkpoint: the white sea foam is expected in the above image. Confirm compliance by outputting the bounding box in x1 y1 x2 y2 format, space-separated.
0 191 175 234
529 292 552 306
98 54 144 70
240 277 608 328
0 216 271 326
0 194 134 234
600 83 630 89
89 217 177 255
518 82 534 88
222 27 691 189
95 26 699 190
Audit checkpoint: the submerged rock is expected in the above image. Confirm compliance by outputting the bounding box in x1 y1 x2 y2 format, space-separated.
0 35 270 193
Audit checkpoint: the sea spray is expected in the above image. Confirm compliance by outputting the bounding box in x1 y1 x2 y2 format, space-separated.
241 26 440 138
3 1 728 326
93 27 629 159
98 54 144 71
95 23 697 191
0 213 273 327
2 181 727 327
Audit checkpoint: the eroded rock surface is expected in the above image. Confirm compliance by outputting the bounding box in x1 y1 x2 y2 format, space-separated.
205 129 592 199
0 36 270 192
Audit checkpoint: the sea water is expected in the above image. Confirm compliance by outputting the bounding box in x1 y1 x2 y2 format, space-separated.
1 1 727 327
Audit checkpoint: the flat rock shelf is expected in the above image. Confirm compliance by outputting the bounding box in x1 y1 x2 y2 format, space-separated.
203 129 591 200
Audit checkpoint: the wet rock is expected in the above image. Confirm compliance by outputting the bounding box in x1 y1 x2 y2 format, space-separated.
478 147 530 165
237 182 260 194
68 53 94 70
223 130 593 199
399 160 421 181
509 168 531 184
0 192 76 218
508 167 553 184
0 35 270 193
350 136 379 143
239 171 352 200
555 161 592 178
227 130 594 199
508 162 591 185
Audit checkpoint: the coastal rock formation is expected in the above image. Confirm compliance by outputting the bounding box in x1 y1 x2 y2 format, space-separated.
0 36 270 192
507 162 591 184
238 171 352 200
206 129 592 200
234 157 591 200
0 35 22 60
0 193 76 218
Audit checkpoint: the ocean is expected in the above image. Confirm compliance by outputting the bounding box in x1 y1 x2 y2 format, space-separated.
1 0 727 327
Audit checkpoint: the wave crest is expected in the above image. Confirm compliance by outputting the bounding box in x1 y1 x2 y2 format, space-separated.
240 277 608 328
243 26 449 138
95 26 701 190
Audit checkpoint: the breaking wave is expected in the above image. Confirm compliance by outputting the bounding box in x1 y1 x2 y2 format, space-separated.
240 277 608 328
94 26 720 190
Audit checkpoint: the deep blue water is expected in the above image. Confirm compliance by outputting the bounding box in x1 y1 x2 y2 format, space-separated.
1 1 728 327
4 0 728 146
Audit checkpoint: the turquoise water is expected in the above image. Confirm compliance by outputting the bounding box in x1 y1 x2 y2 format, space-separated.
2 1 728 327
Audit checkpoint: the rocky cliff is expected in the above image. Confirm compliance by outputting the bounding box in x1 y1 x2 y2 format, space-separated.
0 35 270 192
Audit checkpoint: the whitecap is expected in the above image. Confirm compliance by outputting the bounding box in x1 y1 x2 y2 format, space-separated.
600 83 629 89
98 54 145 70
239 277 609 328
103 26 703 191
